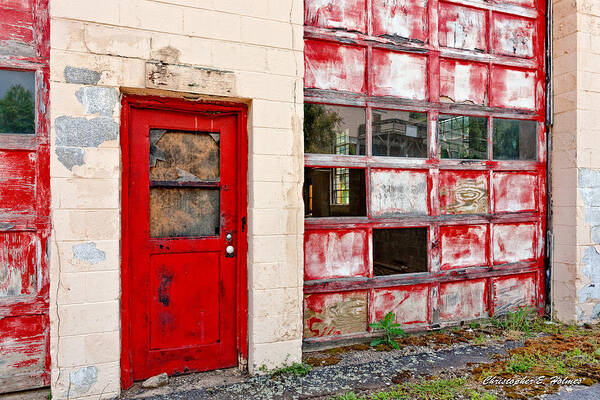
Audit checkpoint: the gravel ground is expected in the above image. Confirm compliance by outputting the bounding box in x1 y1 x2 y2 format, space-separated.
122 341 523 400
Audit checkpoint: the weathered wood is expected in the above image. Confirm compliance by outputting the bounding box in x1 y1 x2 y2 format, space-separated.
304 291 368 338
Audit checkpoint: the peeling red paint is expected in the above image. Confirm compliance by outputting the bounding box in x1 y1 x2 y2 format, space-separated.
440 59 488 105
305 0 367 33
304 291 368 337
371 284 429 326
304 39 366 93
440 225 487 269
305 229 369 281
493 172 537 213
492 13 535 59
490 66 536 110
372 49 428 100
438 4 487 52
439 279 488 321
372 0 428 42
492 273 536 315
493 223 536 264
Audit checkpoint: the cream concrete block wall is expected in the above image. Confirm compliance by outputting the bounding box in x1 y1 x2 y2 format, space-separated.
552 0 600 323
49 1 304 398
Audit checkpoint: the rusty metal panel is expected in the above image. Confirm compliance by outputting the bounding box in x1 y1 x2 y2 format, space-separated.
440 224 487 269
492 13 535 59
304 229 369 281
438 3 486 52
492 223 536 264
439 170 488 215
304 291 368 338
493 172 537 213
440 59 488 105
304 0 367 33
371 0 428 42
371 284 429 326
370 168 428 217
304 40 366 93
490 67 536 110
372 49 428 100
492 273 536 315
439 279 488 321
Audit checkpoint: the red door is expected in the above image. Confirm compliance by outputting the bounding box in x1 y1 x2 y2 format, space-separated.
125 104 243 381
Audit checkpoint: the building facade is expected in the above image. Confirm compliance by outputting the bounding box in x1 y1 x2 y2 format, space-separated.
0 0 598 398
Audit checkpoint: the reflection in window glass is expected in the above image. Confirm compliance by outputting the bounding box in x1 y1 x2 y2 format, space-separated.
304 167 366 217
0 69 35 134
304 103 365 155
439 115 487 159
493 119 537 160
372 109 427 158
373 228 428 275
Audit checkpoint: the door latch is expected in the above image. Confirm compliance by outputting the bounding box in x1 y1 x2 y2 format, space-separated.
226 245 235 257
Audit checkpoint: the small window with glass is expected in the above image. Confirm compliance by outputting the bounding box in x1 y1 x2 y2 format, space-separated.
0 69 35 135
439 115 487 160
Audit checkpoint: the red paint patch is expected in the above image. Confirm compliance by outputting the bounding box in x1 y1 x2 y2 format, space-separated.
305 40 366 93
493 172 537 213
304 229 369 280
0 151 36 216
492 273 536 315
440 224 487 269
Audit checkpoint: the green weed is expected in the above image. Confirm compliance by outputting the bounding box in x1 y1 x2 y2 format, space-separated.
369 312 407 349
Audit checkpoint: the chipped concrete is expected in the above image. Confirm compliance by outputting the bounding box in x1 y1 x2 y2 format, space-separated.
68 366 98 397
55 116 118 147
64 66 102 85
72 242 106 265
55 147 85 170
145 62 236 96
75 87 119 117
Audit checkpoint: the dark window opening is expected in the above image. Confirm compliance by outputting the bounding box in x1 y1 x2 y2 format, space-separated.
493 119 537 160
304 167 366 217
439 115 487 159
0 69 35 135
373 228 428 275
372 109 427 158
304 103 366 155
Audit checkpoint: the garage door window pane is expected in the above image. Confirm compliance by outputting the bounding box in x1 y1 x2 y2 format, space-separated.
0 70 35 135
372 109 427 158
304 103 366 155
304 167 366 217
439 115 487 160
493 119 537 160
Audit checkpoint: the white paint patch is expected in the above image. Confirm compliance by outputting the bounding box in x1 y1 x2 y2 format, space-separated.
493 223 536 264
439 279 487 321
492 68 536 110
372 285 429 325
493 15 534 58
372 50 427 100
305 230 367 280
305 41 366 93
370 169 428 216
440 5 486 51
492 274 536 315
493 172 536 212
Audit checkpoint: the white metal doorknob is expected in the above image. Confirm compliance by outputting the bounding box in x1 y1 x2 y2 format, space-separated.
226 245 235 254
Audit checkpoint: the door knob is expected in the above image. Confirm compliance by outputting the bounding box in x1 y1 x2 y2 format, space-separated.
226 245 235 257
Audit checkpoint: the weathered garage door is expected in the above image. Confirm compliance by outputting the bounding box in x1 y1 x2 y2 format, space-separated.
303 0 546 343
0 0 51 392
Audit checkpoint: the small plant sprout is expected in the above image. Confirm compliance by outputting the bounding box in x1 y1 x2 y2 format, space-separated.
369 311 407 349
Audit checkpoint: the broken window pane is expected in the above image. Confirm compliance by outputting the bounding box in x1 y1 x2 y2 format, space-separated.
439 115 487 159
0 69 35 134
150 129 220 182
304 167 366 217
493 119 537 160
149 188 220 238
373 228 428 275
304 103 366 155
372 109 427 158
